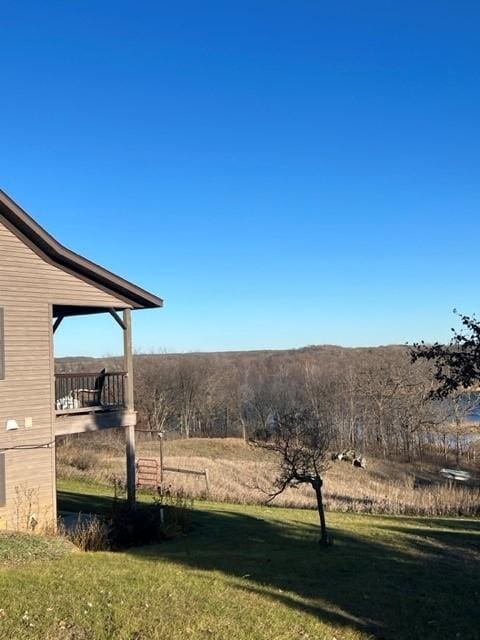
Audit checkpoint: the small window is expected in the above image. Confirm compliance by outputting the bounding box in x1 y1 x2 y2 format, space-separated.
0 453 5 507
0 308 4 380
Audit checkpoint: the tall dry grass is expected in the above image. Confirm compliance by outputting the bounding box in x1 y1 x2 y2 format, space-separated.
56 435 480 517
59 515 110 551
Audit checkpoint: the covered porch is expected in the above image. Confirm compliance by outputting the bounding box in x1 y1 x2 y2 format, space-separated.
53 305 137 506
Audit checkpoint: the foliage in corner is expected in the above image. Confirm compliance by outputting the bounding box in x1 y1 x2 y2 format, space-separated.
412 311 480 398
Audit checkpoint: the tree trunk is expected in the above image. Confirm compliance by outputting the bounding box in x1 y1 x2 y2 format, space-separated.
240 417 247 443
312 477 328 545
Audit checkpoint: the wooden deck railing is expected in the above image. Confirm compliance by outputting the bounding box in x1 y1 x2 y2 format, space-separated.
55 371 127 413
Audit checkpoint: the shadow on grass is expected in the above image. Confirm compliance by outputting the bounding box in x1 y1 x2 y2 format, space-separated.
58 490 115 515
58 488 480 640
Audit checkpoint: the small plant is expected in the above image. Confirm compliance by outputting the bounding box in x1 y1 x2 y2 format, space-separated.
154 484 194 537
106 483 192 549
60 516 110 551
12 486 39 532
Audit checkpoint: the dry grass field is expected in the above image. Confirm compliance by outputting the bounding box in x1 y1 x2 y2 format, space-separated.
57 434 480 517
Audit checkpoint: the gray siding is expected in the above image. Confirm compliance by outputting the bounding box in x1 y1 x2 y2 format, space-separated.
0 219 128 530
0 308 4 380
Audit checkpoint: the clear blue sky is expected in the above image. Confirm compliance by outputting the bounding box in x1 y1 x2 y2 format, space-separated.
1 1 479 356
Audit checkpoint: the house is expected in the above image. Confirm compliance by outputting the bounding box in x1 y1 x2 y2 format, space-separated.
0 190 163 530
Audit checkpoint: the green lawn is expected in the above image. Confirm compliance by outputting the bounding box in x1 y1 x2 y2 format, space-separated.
0 531 73 567
0 479 478 640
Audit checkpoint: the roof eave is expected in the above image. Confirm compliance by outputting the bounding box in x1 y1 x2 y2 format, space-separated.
0 189 163 310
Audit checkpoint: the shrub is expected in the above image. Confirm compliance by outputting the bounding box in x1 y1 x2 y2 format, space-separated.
68 451 98 472
106 482 193 549
155 484 194 537
60 516 110 551
62 478 194 551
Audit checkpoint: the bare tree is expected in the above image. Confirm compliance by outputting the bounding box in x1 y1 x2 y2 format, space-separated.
253 408 332 545
174 359 203 438
57 341 464 461
441 392 480 466
135 356 175 436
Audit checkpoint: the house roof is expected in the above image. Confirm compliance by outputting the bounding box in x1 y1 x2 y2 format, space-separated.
0 189 163 312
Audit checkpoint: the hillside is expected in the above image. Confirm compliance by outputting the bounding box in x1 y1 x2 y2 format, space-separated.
56 343 411 369
57 436 480 517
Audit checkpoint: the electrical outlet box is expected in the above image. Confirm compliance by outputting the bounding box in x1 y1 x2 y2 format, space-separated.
25 417 33 428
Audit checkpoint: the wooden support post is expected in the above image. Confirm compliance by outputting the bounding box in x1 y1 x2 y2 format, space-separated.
123 308 136 508
125 424 136 508
158 431 164 484
204 468 210 496
123 308 134 411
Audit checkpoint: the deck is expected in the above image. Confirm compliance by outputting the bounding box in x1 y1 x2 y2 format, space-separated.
54 371 136 435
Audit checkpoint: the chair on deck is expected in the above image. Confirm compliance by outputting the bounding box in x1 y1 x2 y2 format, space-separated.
75 368 107 408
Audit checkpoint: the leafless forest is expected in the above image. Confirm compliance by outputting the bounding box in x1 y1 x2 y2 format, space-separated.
57 344 480 466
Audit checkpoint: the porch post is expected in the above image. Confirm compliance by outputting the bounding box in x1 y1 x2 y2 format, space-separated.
123 308 136 508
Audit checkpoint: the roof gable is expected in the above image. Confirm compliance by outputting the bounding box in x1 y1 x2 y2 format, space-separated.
0 190 163 310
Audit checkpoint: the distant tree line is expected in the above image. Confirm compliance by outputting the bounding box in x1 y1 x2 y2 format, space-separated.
57 344 480 464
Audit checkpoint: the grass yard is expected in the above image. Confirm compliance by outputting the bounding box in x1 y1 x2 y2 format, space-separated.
0 532 73 567
0 479 478 640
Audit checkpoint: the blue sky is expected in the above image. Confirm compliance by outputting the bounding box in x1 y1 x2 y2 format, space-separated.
1 1 480 356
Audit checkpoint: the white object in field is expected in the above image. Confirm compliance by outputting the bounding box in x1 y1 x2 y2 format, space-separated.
25 417 33 428
5 418 18 431
439 468 472 482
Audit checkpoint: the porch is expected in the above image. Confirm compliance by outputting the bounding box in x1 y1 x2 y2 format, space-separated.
54 370 137 436
53 307 137 506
